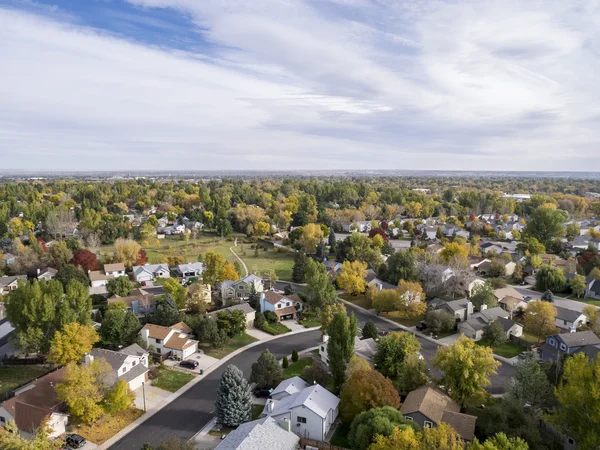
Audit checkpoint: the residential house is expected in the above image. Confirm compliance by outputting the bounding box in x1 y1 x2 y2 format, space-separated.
433 299 473 322
182 217 203 230
422 226 438 241
496 317 524 340
320 336 377 366
0 275 26 296
586 279 600 300
86 344 149 391
400 385 477 442
36 267 57 281
342 221 372 233
261 377 340 441
480 242 504 254
132 264 170 284
458 306 514 341
443 224 469 239
2 253 16 265
540 330 600 362
259 291 303 321
492 287 522 302
367 276 397 291
139 322 198 360
475 259 516 277
107 288 156 316
0 368 68 439
468 278 486 297
215 416 299 450
499 296 528 316
208 303 256 327
220 274 264 303
104 263 126 278
88 263 126 288
177 262 203 279
554 305 587 331
323 260 342 278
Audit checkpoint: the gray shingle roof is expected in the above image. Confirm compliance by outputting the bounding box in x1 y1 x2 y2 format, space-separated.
554 306 585 323
215 417 299 450
558 330 600 347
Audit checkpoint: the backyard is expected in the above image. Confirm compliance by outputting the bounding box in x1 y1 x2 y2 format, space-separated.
150 367 196 392
339 293 372 310
476 339 524 358
282 357 313 379
0 365 51 394
199 333 259 359
330 421 351 448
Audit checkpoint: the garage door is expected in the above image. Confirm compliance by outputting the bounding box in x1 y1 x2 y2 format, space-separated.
128 373 146 391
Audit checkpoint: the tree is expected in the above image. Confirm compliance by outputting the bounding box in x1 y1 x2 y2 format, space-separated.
328 227 337 252
381 250 419 285
347 355 371 377
372 289 402 313
590 267 600 280
56 359 111 423
467 433 529 450
327 310 358 390
55 264 89 288
48 323 99 366
282 356 288 368
347 406 415 450
362 320 378 340
440 242 469 266
488 259 507 278
470 282 497 310
203 251 228 285
253 221 270 237
374 331 421 379
214 365 253 427
100 304 141 348
249 349 283 389
247 283 260 310
549 353 600 450
107 276 134 297
482 320 506 346
523 301 558 342
70 248 99 272
425 310 455 335
302 361 329 386
113 238 142 269
188 282 210 314
162 278 187 308
292 251 308 283
220 261 239 281
299 223 324 254
193 316 220 347
395 353 429 395
512 262 524 283
525 208 566 246
508 353 554 410
535 265 566 292
433 335 500 405
0 419 63 450
570 274 587 298
336 233 381 269
336 260 368 295
583 305 600 336
368 426 421 450
291 349 298 362
340 370 401 424
104 379 135 414
47 240 73 267
421 422 464 450
306 259 337 310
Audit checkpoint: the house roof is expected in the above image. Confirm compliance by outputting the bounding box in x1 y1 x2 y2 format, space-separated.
209 303 255 319
107 293 156 308
121 343 148 357
1 368 66 433
89 270 109 282
289 384 340 418
37 267 58 277
354 337 377 361
493 287 522 300
499 296 525 309
177 262 203 274
554 306 586 323
400 385 460 423
141 323 174 340
262 291 302 306
132 264 169 277
104 263 126 272
90 348 128 373
557 330 600 347
590 280 600 295
274 306 297 317
215 416 299 450
164 333 198 351
496 317 521 333
440 411 477 441
270 376 308 398
0 275 26 287
480 307 509 322
441 299 470 312
171 321 193 334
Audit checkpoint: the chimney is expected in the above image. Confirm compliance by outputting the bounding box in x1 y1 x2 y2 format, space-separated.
267 400 274 413
37 268 40 276
280 418 290 432
141 328 150 341
466 301 474 317
480 304 488 312
376 283 382 291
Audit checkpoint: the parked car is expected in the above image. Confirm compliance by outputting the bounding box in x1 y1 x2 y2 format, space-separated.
65 434 86 449
416 321 428 331
253 387 272 398
517 351 533 360
180 360 199 369
522 295 532 302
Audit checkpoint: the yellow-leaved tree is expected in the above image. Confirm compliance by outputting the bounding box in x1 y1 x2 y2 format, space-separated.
299 223 324 254
320 303 346 336
113 238 141 269
0 419 63 450
523 301 558 343
337 260 368 295
254 221 271 237
48 323 99 366
368 422 464 450
220 261 240 282
104 380 135 414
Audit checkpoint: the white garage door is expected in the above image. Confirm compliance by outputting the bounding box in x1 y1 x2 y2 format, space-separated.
128 373 147 391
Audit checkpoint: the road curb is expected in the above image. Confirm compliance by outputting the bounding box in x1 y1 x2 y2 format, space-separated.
98 326 320 450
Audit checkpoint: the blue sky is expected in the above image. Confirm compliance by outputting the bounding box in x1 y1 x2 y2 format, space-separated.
0 0 599 171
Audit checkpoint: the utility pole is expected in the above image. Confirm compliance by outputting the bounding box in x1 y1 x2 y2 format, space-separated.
142 381 147 412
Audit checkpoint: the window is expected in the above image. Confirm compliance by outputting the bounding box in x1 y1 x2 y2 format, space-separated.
549 338 555 347
122 367 126 373
560 343 567 351
405 417 413 421
424 421 433 428
155 338 162 344
297 416 307 424
321 346 325 352
568 438 575 445
564 320 568 326
132 360 136 366
156 348 161 354
0 417 5 423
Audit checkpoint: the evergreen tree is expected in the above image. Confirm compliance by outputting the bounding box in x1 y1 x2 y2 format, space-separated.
247 283 260 310
362 320 378 340
150 295 182 326
292 251 308 283
215 365 252 427
328 227 336 253
249 349 283 389
291 349 298 362
282 356 289 368
327 311 358 391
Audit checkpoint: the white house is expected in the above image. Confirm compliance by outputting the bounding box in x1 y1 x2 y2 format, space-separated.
259 291 303 321
220 274 264 304
0 275 26 296
139 322 198 360
86 344 149 391
104 263 126 278
554 305 587 331
458 306 513 341
36 267 58 281
177 262 204 279
261 376 340 441
132 264 170 284
215 416 299 450
88 263 126 288
0 368 69 439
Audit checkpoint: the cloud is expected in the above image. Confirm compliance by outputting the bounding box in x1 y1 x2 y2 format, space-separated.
1 0 600 170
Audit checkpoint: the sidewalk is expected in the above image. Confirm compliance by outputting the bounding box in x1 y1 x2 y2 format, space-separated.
98 326 321 450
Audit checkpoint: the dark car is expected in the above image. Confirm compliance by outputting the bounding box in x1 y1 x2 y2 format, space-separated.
416 321 428 332
180 360 199 369
253 387 271 398
65 434 86 449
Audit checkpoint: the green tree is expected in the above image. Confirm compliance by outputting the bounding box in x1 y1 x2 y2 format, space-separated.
570 274 587 298
380 250 419 285
523 300 558 342
247 283 260 309
104 380 135 414
362 320 378 340
47 240 73 267
106 276 134 297
282 356 288 368
100 304 141 348
215 365 253 427
535 265 566 292
482 320 506 346
55 264 89 288
291 349 298 362
216 309 246 337
328 227 337 253
425 310 455 335
549 353 600 450
249 349 283 389
508 353 554 410
470 282 498 310
512 262 524 283
292 251 307 283
396 353 429 396
305 259 337 310
348 406 417 450
433 335 500 406
525 208 566 246
467 433 529 450
48 323 99 366
162 278 188 308
373 331 421 379
150 295 183 327
327 310 358 391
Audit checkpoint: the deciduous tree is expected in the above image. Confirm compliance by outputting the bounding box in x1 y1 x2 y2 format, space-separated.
0 419 63 450
508 353 554 410
374 331 421 379
203 251 228 286
535 265 566 292
162 277 188 308
470 282 498 310
570 274 587 298
70 248 99 272
327 310 358 390
299 223 324 254
523 301 558 342
525 208 566 247
48 323 99 366
467 433 529 450
220 261 239 281
113 238 141 269
482 320 506 346
104 380 135 414
107 276 134 297
336 260 368 295
348 406 415 450
396 353 429 395
306 259 337 310
100 304 141 348
249 349 283 389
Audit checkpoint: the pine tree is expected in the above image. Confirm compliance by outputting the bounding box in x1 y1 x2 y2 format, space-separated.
248 283 260 310
328 227 337 254
282 356 289 368
249 349 283 389
292 251 308 283
292 349 299 362
215 365 252 427
362 320 378 340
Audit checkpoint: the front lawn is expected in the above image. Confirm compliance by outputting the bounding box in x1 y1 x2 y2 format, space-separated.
262 322 291 335
384 312 425 328
73 408 144 444
520 331 543 344
298 318 321 328
283 357 313 379
200 333 259 359
339 293 372 310
209 425 236 437
330 421 351 448
476 340 524 358
0 365 51 394
151 368 195 392
571 298 600 307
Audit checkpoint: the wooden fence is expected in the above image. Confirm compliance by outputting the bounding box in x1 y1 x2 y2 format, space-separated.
299 438 350 450
1 356 46 366
509 334 535 350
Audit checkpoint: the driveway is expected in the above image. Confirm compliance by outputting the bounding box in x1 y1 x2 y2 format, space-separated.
283 320 306 332
163 352 220 374
134 384 170 412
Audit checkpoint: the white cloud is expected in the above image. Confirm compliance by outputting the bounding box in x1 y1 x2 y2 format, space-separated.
1 0 600 170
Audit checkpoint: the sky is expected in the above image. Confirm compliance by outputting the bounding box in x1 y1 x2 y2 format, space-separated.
1 0 599 171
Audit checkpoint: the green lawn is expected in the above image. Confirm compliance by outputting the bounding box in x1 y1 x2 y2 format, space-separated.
251 404 264 420
208 425 236 437
571 297 600 307
339 293 372 309
476 340 524 358
283 357 313 379
0 365 51 394
298 318 322 328
262 322 291 335
384 312 425 328
520 331 542 344
330 421 351 448
151 368 196 392
200 333 259 359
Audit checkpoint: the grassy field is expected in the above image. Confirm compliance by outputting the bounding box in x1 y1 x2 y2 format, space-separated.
283 357 313 379
339 293 372 309
151 368 196 392
299 318 321 328
74 408 144 444
571 298 600 307
262 322 291 335
476 340 524 358
99 232 295 280
200 333 259 359
384 312 425 328
0 365 51 394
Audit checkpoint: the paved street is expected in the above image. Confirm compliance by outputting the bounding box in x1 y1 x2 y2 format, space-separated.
513 286 591 312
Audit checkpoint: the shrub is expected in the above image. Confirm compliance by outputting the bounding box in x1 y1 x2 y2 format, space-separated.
292 349 299 362
254 312 266 329
148 367 160 380
264 311 277 324
282 356 289 368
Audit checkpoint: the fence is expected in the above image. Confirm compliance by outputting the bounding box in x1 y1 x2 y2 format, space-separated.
509 334 535 350
299 439 350 450
1 356 46 366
